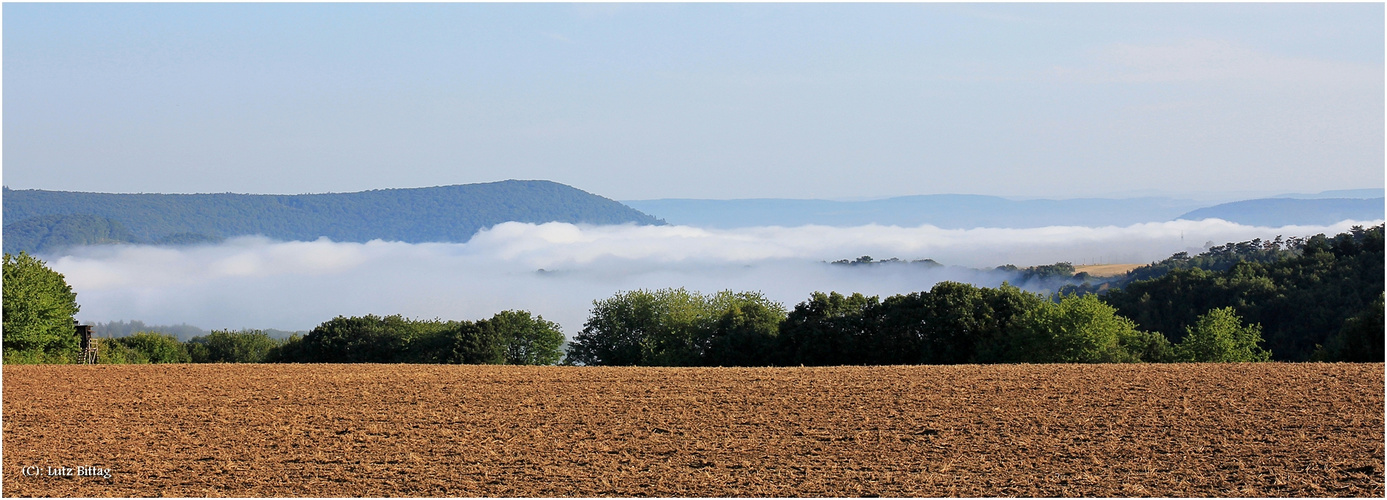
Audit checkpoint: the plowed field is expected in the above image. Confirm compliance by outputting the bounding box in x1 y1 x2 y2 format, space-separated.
3 363 1382 497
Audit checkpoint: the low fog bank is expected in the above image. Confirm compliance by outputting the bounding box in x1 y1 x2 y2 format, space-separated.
48 219 1380 336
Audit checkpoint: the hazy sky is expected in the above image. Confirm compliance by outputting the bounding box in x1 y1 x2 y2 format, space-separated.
4 3 1383 200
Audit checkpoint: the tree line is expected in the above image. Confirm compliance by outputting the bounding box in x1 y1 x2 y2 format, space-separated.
565 285 1272 366
95 311 565 365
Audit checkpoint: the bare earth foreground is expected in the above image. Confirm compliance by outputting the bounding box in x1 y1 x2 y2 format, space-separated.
2 364 1382 497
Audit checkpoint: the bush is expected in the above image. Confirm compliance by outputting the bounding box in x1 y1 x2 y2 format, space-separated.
1175 307 1272 362
97 337 147 364
187 330 281 363
113 332 191 363
3 349 78 365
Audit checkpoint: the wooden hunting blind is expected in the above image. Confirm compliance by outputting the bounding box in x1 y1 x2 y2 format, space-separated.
74 320 97 364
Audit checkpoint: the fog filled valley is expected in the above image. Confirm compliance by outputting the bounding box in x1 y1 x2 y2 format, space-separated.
43 217 1380 337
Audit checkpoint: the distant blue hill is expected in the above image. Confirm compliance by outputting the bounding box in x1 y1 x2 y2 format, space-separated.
3 180 661 255
623 195 1210 229
1269 188 1385 200
1177 198 1385 226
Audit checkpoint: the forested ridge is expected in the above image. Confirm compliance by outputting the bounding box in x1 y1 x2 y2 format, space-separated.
2 180 662 254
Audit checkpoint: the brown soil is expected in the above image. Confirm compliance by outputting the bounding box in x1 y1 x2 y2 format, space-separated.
1073 264 1145 277
3 363 1382 497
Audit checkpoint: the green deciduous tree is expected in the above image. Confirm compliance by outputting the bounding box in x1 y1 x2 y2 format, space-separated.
1175 307 1272 362
292 315 425 363
484 310 566 365
567 289 669 366
278 313 560 365
1000 294 1152 363
875 282 1049 365
567 288 784 366
777 291 878 366
439 320 501 365
2 252 81 363
702 294 787 367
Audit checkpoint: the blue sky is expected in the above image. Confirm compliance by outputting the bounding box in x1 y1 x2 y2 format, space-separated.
4 3 1383 200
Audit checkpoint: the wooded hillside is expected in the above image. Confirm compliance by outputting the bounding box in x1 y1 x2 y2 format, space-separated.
2 180 662 254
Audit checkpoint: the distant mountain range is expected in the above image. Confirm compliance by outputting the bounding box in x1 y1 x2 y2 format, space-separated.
1176 198 1385 227
624 196 1208 229
5 181 1381 255
3 180 662 254
625 189 1384 229
1269 188 1384 200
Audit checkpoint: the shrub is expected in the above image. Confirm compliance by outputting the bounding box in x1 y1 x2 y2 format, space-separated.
113 332 191 363
1175 307 1272 362
3 348 78 365
97 338 147 364
187 330 281 363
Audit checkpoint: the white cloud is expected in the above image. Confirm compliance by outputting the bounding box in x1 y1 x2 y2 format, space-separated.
48 219 1381 335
